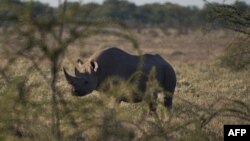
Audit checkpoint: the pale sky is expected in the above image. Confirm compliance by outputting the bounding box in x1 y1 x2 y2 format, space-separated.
35 0 250 8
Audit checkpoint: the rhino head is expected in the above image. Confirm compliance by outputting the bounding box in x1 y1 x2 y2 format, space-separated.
64 60 98 96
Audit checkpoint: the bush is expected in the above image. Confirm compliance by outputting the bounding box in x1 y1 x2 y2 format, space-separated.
220 37 250 70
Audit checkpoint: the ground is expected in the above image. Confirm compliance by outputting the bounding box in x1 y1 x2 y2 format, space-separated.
0 28 249 141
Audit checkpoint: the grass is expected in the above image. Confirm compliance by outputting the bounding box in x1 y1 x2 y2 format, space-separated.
0 29 249 141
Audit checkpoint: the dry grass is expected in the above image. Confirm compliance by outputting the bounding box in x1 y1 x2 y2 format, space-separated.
0 29 249 141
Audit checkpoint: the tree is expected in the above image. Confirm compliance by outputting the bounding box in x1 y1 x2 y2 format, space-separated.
0 0 138 140
207 1 250 70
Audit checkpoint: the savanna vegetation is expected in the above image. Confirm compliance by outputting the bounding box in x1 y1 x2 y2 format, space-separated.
1 0 250 33
0 0 249 141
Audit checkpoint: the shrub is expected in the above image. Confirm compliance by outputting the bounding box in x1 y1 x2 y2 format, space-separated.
220 37 250 70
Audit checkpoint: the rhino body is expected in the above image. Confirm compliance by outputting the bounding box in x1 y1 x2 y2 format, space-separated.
64 47 176 112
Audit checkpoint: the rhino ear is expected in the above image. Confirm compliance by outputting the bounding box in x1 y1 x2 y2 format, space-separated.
74 67 82 76
91 61 98 72
77 59 83 66
63 68 75 84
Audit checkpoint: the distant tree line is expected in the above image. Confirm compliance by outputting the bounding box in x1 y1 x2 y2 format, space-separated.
0 0 250 33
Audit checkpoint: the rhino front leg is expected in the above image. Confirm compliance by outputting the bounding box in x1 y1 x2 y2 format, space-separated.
148 92 158 115
115 96 129 104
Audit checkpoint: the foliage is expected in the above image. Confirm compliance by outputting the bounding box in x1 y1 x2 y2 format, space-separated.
207 1 250 34
207 1 250 70
0 0 138 140
1 0 249 33
0 0 250 141
220 37 250 70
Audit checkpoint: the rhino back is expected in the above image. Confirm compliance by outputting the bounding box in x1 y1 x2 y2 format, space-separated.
92 48 139 83
90 48 176 93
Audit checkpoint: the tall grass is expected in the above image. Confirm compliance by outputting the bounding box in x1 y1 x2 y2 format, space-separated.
0 1 249 141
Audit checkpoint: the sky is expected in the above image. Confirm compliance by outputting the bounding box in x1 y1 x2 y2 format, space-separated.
36 0 250 8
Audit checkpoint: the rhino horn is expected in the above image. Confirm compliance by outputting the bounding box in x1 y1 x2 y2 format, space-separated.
74 67 82 76
63 68 76 84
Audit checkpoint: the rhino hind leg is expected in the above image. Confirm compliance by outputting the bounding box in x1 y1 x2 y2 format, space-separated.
164 92 173 109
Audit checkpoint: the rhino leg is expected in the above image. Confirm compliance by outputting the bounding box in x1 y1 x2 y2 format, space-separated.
148 92 158 115
164 92 173 109
132 92 143 103
115 96 129 104
116 94 143 104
